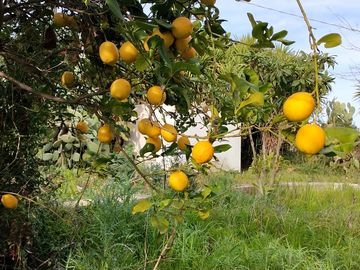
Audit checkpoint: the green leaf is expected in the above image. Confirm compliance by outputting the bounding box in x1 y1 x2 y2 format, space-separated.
317 33 342 48
252 22 268 40
201 186 212 199
106 0 123 19
87 141 99 154
172 62 201 75
42 153 53 161
60 133 76 143
174 215 184 224
150 215 169 234
198 210 210 220
140 143 155 157
214 144 232 153
271 30 288 41
159 199 171 209
154 19 172 30
237 92 264 112
325 127 359 144
247 13 257 28
278 39 295 46
43 142 53 152
72 152 80 162
244 68 259 85
161 142 178 157
132 199 152 215
135 53 151 72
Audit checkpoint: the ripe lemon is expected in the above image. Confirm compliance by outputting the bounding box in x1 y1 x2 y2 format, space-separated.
172 17 193 39
147 122 161 138
175 36 192 53
98 125 113 144
295 123 325 155
152 28 175 48
119 41 138 63
147 86 166 105
146 136 161 152
138 119 161 138
201 0 216 5
181 47 197 60
192 141 214 164
168 171 189 192
99 41 119 65
178 136 190 151
61 71 75 88
53 13 67 28
283 92 315 122
138 119 152 135
1 194 18 209
161 124 177 142
110 78 131 101
76 121 88 133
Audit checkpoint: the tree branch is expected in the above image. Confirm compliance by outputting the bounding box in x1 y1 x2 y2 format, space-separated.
0 71 108 104
0 71 68 103
0 51 44 75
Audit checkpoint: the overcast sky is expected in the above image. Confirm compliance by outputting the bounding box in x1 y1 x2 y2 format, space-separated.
217 0 360 127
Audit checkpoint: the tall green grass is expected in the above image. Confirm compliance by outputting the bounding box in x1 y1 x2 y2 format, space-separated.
30 174 360 270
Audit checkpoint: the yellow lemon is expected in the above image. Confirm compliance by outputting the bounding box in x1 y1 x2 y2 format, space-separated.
119 41 139 63
161 124 177 142
110 78 131 101
76 121 88 133
138 119 152 135
98 125 113 144
61 71 75 88
192 141 214 164
53 13 67 28
172 17 193 39
1 194 18 209
99 41 119 65
175 36 192 53
181 47 197 60
152 28 175 48
283 92 315 122
168 171 189 192
178 136 190 151
295 123 325 155
147 86 166 105
146 136 161 152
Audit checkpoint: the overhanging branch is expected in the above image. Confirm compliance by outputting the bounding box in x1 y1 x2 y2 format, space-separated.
0 71 108 104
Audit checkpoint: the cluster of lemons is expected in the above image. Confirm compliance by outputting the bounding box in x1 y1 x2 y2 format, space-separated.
283 92 325 155
53 12 77 29
56 3 216 194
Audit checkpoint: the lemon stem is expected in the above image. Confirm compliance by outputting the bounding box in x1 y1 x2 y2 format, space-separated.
295 0 321 123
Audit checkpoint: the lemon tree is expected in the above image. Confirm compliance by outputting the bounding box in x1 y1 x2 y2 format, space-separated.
1 0 358 268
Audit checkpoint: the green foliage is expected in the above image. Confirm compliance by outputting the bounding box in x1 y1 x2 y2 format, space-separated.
26 172 360 269
247 13 295 48
326 98 355 128
317 33 342 48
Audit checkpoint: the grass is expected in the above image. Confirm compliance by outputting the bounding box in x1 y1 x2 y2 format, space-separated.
28 169 360 270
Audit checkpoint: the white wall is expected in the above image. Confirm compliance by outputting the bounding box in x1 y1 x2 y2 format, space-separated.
130 105 242 171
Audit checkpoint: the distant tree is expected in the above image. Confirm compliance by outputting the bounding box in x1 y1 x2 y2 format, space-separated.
325 98 355 128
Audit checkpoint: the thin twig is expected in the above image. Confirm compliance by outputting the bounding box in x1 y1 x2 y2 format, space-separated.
152 227 176 270
295 0 321 121
116 135 162 194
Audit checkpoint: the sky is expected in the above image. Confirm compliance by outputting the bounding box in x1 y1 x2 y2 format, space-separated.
216 0 360 127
